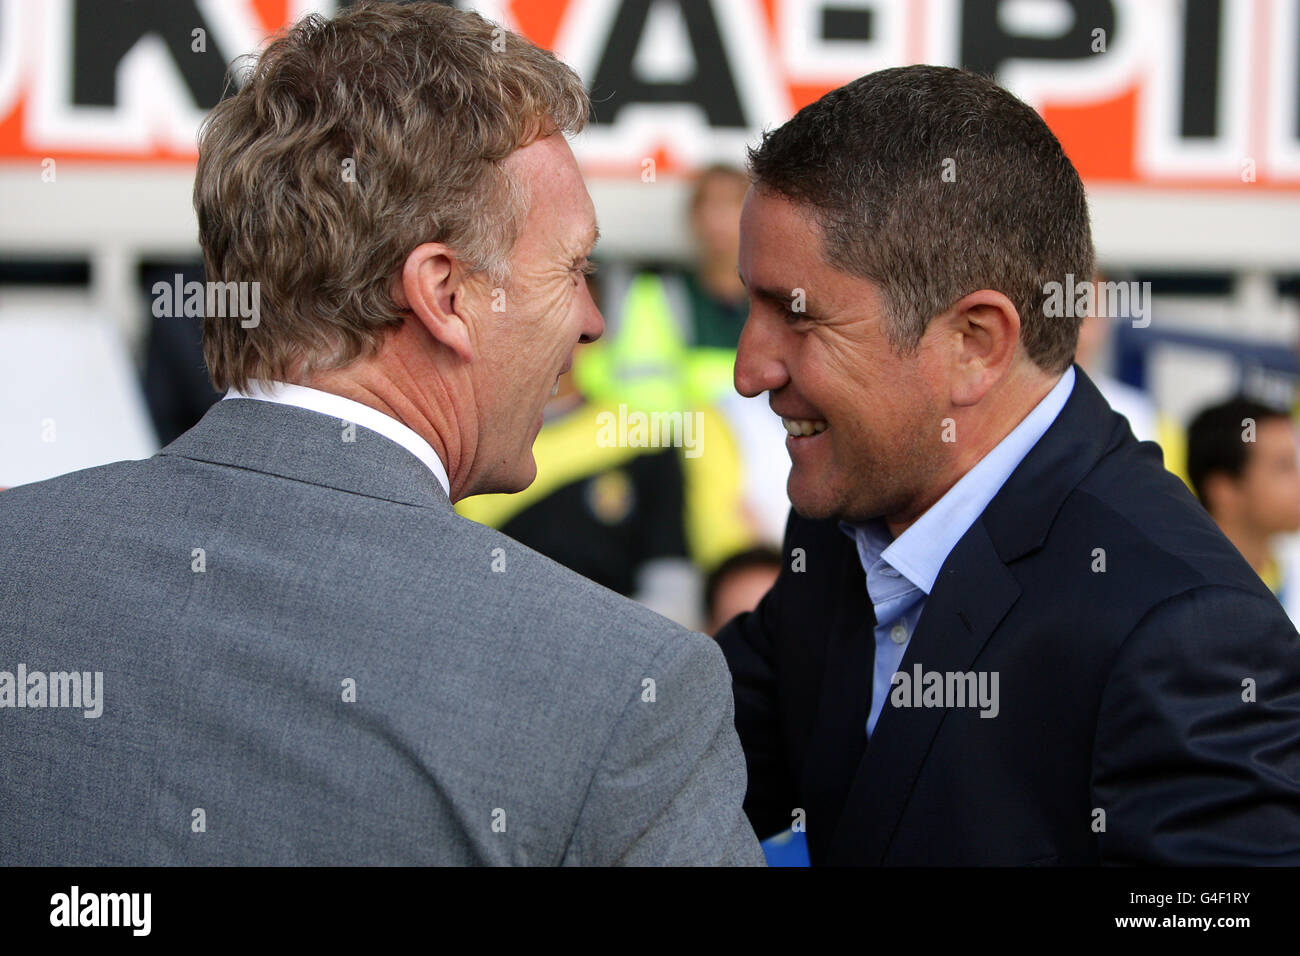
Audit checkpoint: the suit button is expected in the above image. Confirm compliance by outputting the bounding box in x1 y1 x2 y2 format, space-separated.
890 623 908 644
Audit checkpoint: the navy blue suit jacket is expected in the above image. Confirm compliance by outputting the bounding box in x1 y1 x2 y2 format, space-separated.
717 366 1300 864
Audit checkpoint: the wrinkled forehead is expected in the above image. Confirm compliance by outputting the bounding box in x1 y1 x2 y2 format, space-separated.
739 187 881 316
506 133 597 253
739 188 827 273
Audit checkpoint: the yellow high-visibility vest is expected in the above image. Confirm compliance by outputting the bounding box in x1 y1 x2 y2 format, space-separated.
575 271 739 412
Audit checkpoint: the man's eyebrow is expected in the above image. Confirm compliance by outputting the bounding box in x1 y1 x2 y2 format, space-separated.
568 224 599 264
739 271 821 312
750 281 817 313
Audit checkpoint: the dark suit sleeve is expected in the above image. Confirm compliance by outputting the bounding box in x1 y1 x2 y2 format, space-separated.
715 513 807 841
1091 584 1300 864
715 592 798 840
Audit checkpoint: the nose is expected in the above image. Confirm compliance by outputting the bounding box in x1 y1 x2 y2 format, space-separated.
734 312 788 398
579 282 604 344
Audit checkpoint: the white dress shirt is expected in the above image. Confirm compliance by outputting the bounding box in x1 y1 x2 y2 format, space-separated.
223 380 451 498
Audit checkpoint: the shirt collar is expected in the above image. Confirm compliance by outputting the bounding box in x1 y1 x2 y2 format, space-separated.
843 366 1076 595
223 380 451 498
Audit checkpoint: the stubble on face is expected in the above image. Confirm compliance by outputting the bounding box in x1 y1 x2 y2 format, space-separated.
738 188 951 530
825 372 947 527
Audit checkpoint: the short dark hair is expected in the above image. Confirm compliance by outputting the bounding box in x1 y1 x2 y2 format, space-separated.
747 65 1094 374
1187 397 1290 507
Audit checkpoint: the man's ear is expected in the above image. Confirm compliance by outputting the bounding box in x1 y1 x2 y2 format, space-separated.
396 243 475 363
940 289 1021 407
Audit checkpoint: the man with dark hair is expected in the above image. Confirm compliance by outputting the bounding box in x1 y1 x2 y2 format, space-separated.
1188 397 1300 614
718 65 1300 864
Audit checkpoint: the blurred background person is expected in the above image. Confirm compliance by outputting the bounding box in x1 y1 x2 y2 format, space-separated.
574 163 749 412
1188 396 1300 622
704 545 782 637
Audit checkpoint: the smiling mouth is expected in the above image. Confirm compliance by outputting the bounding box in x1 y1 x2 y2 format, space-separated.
781 417 828 437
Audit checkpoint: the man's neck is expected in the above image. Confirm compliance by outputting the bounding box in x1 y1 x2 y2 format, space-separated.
302 330 464 498
884 367 1061 539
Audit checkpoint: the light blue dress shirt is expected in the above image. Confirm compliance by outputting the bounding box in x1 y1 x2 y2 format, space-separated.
842 366 1076 739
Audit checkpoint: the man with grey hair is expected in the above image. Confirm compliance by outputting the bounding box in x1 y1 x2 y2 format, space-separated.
0 2 763 866
718 65 1300 865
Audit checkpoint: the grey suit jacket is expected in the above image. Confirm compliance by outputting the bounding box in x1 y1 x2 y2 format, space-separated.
0 397 764 866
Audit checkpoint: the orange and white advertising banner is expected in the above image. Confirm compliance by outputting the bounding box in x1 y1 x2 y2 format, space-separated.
0 0 1296 189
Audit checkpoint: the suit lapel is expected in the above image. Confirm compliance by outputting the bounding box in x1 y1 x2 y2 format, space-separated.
825 521 1021 864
